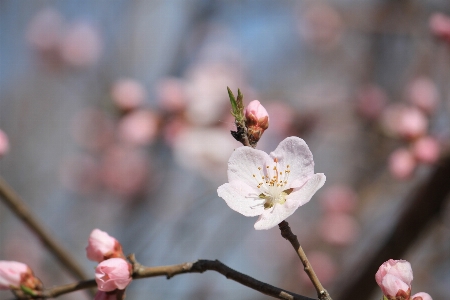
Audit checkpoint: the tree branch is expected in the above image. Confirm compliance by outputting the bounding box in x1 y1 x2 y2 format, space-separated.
0 176 89 281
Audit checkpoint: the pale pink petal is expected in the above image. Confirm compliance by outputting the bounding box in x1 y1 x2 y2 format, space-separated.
217 182 264 217
287 173 326 208
0 261 29 289
269 137 315 188
388 260 413 286
86 229 117 262
412 292 432 300
381 273 409 297
95 258 131 292
227 146 273 188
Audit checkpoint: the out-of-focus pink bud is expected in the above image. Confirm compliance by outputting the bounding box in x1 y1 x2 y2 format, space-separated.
94 291 121 300
406 77 439 115
86 229 123 263
111 79 146 112
355 84 388 121
0 129 10 158
412 136 440 164
156 77 187 112
430 13 450 42
389 148 416 180
375 259 413 300
245 100 269 144
117 110 158 146
320 184 358 213
95 258 132 292
397 107 428 140
0 261 29 289
412 292 433 300
0 261 41 291
60 22 102 68
319 213 359 246
26 8 64 53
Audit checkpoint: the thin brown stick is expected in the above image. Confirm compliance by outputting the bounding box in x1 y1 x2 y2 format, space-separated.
0 176 89 281
278 221 332 300
29 257 316 300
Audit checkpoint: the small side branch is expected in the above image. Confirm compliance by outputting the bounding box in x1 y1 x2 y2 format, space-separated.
32 257 316 300
0 176 89 281
278 221 332 300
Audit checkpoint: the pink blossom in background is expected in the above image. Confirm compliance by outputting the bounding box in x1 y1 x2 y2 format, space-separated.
412 292 433 300
111 79 146 111
0 261 29 289
86 229 120 263
26 8 64 53
299 251 337 286
117 110 158 146
162 119 188 147
375 259 413 300
217 137 326 230
355 84 388 120
0 129 10 158
71 108 114 152
298 2 344 52
265 102 294 136
381 105 428 140
59 154 100 195
412 136 440 164
406 77 439 115
94 291 117 300
319 213 359 246
100 145 149 198
320 184 357 214
60 22 103 68
429 13 450 42
388 148 416 180
156 77 187 112
95 258 132 292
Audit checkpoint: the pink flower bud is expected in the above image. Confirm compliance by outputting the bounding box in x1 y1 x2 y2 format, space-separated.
95 258 132 292
0 129 9 158
388 148 416 180
430 13 450 42
86 229 122 263
111 79 146 112
412 136 440 164
412 292 432 300
375 259 413 300
245 100 269 144
0 261 29 290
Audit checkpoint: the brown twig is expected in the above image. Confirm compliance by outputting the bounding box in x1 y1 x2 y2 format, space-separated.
27 256 316 300
0 176 89 281
278 221 332 300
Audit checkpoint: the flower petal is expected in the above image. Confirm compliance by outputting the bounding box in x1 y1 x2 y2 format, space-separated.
253 173 326 230
227 146 273 189
270 137 315 188
218 182 265 217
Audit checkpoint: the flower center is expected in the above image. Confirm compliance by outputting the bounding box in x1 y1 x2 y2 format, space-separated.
251 158 293 209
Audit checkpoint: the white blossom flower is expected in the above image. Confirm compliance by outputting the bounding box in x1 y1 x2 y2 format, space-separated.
218 136 326 230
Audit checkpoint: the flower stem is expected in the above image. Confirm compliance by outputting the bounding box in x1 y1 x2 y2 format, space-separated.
278 221 332 300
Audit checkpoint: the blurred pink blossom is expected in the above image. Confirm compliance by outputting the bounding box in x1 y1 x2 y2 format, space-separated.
156 77 187 112
86 229 122 263
429 13 450 42
299 251 337 286
382 105 428 140
320 184 358 214
111 79 146 112
355 84 388 120
299 3 344 52
117 110 158 146
0 261 29 290
59 154 100 195
388 148 416 180
60 22 103 68
0 129 10 158
26 8 64 53
412 292 433 300
71 108 114 152
95 258 132 292
265 102 294 136
319 213 359 246
375 259 413 300
412 136 440 164
101 145 149 198
406 77 439 115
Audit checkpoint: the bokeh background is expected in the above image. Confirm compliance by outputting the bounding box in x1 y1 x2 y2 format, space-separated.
1 0 450 299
